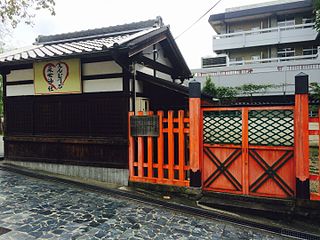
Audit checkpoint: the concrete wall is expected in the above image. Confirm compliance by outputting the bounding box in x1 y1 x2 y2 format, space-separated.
192 58 320 95
3 160 129 186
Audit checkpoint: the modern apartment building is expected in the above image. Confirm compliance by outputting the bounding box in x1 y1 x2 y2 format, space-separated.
192 0 320 96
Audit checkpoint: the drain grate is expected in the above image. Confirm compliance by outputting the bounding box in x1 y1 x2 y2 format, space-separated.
0 227 11 236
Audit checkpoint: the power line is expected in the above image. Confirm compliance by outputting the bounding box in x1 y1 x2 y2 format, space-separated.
174 0 223 40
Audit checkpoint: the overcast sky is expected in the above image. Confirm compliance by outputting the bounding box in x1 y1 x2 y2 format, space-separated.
7 0 268 69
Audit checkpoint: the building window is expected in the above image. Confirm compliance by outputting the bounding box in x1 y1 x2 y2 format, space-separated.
251 55 260 63
303 46 318 55
230 57 244 65
302 16 314 24
277 16 295 28
277 47 295 60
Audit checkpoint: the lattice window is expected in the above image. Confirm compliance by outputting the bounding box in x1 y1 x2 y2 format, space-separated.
6 99 33 134
203 111 242 145
248 110 294 146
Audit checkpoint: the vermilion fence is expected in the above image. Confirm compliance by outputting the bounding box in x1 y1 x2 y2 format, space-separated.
128 76 318 201
202 106 296 198
128 110 190 187
309 109 320 201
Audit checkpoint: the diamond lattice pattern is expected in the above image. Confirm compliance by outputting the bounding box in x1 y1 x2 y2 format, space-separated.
203 111 242 145
248 110 294 146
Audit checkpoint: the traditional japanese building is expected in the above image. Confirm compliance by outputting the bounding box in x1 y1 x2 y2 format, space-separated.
0 17 192 185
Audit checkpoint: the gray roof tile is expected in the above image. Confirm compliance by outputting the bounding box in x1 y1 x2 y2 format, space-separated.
0 18 163 64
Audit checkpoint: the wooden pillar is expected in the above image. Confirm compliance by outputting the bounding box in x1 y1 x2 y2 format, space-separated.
189 80 201 187
294 72 310 199
128 112 135 179
1 69 9 159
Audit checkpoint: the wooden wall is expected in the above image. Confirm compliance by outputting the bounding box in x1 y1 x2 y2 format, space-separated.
4 59 130 169
5 93 129 168
3 45 187 169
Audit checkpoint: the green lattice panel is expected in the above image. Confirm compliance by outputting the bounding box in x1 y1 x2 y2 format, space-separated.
248 110 294 146
203 111 242 145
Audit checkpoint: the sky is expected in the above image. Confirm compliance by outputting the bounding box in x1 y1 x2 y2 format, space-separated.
6 0 268 69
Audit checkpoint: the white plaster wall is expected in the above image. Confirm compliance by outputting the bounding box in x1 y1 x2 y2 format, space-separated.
129 80 143 93
83 78 122 92
136 63 172 81
7 84 34 96
156 71 172 81
142 44 173 67
7 69 33 82
82 61 122 76
136 64 153 76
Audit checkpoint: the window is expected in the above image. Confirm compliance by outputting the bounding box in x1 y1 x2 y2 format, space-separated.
302 16 314 25
230 57 244 65
277 16 295 29
250 27 260 35
277 47 295 60
303 46 318 55
251 55 260 63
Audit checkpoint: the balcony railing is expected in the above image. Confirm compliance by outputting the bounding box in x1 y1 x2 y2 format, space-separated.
229 53 319 66
192 53 320 78
212 23 318 51
214 22 315 39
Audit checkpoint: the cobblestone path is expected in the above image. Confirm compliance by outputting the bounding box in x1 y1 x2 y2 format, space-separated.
0 169 286 239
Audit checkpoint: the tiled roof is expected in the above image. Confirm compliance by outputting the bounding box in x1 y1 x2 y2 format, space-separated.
0 18 163 64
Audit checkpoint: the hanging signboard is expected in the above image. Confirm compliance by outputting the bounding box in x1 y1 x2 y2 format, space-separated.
130 116 159 137
34 58 81 95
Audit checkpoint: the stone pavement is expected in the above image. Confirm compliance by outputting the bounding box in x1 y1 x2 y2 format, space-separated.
0 169 286 240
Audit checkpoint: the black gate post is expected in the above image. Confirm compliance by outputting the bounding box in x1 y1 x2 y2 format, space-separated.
294 72 310 199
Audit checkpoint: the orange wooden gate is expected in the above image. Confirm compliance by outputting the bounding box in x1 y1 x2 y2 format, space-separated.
202 106 296 198
309 108 320 201
128 110 190 187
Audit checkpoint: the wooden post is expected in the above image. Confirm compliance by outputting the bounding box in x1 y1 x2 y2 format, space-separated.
168 111 174 181
137 111 144 178
157 111 164 180
178 110 185 182
1 70 9 159
242 108 249 195
189 80 201 187
128 112 135 179
318 108 320 198
147 111 154 179
294 72 310 199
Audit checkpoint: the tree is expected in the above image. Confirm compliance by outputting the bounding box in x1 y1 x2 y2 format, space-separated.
309 82 320 116
314 0 320 31
310 82 320 100
0 0 55 28
202 76 217 97
216 86 238 101
202 76 239 103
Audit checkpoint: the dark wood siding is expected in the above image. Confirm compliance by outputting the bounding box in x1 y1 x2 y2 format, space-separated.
5 92 128 168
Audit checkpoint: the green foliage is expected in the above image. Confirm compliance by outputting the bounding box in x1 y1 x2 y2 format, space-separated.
202 76 217 97
0 0 56 28
236 83 275 97
310 82 320 100
216 86 238 101
201 76 238 102
314 0 320 31
202 78 277 103
309 82 320 115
